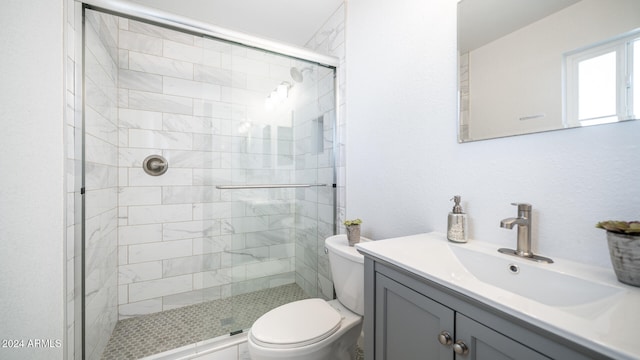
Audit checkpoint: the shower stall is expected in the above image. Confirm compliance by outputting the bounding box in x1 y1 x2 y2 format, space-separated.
77 2 338 359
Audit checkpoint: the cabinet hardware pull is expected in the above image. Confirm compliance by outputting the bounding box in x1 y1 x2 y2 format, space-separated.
453 340 469 355
437 331 452 346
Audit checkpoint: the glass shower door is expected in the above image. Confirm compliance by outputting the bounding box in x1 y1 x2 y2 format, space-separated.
207 41 337 333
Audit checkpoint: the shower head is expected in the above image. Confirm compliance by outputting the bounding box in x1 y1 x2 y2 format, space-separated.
290 66 312 83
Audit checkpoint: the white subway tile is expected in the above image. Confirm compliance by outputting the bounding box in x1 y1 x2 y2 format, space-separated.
119 261 162 285
128 90 193 115
192 169 232 185
193 99 233 119
193 268 233 288
128 274 192 302
192 134 233 152
128 204 193 225
128 239 193 264
118 49 129 69
119 147 162 168
162 253 221 277
118 285 128 305
163 76 221 101
119 108 163 130
85 133 118 166
163 186 218 204
194 64 244 87
119 29 162 55
164 150 221 169
128 168 192 187
85 106 118 146
245 258 291 279
118 298 163 319
227 55 269 76
192 202 232 220
118 186 161 206
192 236 228 255
163 39 204 63
129 51 193 79
119 69 163 93
118 224 162 245
128 20 194 45
128 129 192 150
163 113 218 134
163 220 220 241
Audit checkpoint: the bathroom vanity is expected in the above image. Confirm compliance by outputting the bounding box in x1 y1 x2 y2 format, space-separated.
356 232 640 360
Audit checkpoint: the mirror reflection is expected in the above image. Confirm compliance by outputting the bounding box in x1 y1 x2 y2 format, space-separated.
458 0 640 142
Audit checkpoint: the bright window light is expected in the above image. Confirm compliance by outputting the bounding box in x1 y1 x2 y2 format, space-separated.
578 51 617 122
565 30 640 126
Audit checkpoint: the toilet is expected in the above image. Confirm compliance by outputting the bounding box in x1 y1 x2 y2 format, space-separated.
247 235 366 360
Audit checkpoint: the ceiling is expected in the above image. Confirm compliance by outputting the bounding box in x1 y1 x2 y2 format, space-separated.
128 0 344 46
458 0 581 52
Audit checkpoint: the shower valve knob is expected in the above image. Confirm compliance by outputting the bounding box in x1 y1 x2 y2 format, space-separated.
143 155 168 176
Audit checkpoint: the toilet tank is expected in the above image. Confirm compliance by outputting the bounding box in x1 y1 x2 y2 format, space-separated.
325 235 366 316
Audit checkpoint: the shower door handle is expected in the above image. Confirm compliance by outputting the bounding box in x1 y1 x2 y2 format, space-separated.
215 184 327 190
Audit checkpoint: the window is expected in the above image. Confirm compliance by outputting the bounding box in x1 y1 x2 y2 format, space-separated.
565 30 639 127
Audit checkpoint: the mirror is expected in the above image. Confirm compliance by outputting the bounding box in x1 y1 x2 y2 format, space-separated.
458 0 640 142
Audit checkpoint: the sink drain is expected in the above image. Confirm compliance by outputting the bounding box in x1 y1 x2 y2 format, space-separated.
508 264 520 274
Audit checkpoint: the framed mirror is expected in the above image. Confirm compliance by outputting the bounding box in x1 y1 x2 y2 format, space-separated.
457 0 640 142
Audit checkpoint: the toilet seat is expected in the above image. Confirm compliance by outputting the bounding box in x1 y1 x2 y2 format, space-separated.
249 299 342 349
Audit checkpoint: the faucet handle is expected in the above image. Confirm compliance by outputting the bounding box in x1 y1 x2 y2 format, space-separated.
510 203 532 211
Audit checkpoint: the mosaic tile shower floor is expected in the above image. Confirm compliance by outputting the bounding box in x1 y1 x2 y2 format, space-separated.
101 284 308 359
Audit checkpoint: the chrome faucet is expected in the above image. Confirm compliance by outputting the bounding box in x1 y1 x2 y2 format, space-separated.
498 203 553 263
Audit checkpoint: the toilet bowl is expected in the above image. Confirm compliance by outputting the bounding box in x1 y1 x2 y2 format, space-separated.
247 235 367 360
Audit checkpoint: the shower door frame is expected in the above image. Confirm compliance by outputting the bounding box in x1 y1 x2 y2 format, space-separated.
74 0 340 358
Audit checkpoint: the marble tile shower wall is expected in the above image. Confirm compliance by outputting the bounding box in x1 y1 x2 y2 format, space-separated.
84 10 120 360
291 65 336 299
63 1 80 358
115 18 310 318
302 3 346 300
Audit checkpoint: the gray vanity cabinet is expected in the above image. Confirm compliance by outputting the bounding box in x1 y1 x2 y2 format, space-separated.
364 257 599 360
374 272 549 360
375 273 454 359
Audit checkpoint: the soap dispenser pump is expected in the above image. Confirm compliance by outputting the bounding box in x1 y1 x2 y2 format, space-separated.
447 195 468 243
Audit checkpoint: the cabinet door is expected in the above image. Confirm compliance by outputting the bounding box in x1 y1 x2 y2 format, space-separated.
455 314 551 360
375 273 455 360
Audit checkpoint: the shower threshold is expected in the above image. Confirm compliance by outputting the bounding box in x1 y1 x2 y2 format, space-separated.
101 283 308 360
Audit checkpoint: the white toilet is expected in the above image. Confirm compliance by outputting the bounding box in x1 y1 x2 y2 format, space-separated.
247 235 366 360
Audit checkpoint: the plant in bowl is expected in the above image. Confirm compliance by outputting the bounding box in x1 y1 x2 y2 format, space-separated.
596 221 640 287
344 219 362 246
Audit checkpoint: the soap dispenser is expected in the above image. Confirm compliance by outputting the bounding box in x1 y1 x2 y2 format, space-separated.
447 195 468 243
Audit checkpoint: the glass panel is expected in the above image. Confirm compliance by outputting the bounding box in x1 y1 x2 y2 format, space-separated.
83 9 120 360
634 39 639 118
83 8 336 358
578 51 617 124
220 43 337 333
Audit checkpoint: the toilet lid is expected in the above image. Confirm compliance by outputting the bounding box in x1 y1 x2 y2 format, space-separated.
250 298 342 348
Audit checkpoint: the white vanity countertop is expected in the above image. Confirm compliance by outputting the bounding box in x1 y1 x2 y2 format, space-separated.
356 232 640 360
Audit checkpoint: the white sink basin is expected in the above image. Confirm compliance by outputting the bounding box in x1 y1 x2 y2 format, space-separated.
450 245 625 308
356 232 640 360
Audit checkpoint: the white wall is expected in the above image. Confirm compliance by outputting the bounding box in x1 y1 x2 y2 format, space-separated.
346 0 640 268
0 1 65 360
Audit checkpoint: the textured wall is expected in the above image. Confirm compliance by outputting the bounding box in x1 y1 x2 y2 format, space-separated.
0 1 65 359
346 0 640 268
